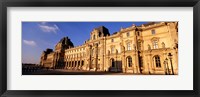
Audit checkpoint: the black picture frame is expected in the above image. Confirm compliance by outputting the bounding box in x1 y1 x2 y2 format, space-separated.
0 0 199 97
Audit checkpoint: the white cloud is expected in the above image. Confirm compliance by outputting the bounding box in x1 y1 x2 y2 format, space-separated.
23 40 36 46
38 23 59 34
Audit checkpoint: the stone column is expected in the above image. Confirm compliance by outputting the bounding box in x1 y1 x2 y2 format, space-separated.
134 53 138 74
135 52 140 74
149 54 154 74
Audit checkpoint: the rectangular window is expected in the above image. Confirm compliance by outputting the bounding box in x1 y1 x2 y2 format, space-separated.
127 43 131 50
128 58 132 67
155 56 161 67
151 30 156 35
153 40 158 49
126 32 130 37
111 47 115 53
137 41 141 50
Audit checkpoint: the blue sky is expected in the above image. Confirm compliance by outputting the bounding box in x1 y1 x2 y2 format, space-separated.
22 22 148 64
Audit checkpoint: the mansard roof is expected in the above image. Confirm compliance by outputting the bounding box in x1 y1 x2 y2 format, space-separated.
58 36 74 47
94 26 110 36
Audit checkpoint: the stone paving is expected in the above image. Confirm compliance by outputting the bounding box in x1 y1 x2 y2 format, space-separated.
22 69 148 75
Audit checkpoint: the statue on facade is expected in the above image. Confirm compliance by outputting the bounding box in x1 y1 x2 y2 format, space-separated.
162 42 165 48
148 44 151 50
107 50 110 55
120 43 125 52
133 44 136 50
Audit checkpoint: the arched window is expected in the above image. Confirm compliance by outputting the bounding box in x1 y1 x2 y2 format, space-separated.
81 60 84 65
93 35 95 40
127 56 132 67
154 55 161 67
111 58 115 67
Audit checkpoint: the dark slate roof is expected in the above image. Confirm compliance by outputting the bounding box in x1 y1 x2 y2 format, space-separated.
94 26 110 36
59 36 74 47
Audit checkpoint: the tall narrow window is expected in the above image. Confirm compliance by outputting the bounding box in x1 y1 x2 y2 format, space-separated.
151 30 156 35
154 55 161 67
127 56 132 67
153 40 159 49
127 32 130 37
111 47 115 54
93 35 95 40
139 56 143 67
127 42 131 50
137 41 141 50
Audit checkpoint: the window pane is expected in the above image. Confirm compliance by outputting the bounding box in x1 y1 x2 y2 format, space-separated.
155 56 161 67
153 40 158 49
127 57 132 67
127 43 131 50
151 30 155 35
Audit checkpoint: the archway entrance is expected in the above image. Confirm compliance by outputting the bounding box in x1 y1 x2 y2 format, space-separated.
111 58 115 68
109 58 122 72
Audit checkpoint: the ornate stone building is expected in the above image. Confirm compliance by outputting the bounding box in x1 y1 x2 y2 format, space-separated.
40 22 178 74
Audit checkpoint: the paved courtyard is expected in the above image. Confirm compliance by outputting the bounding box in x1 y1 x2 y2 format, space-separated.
22 69 145 75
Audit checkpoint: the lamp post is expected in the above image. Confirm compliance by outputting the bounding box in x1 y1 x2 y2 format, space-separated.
147 63 150 74
163 58 169 75
168 53 174 75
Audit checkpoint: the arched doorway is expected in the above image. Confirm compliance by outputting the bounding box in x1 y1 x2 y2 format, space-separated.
81 60 84 70
109 58 116 72
110 58 115 68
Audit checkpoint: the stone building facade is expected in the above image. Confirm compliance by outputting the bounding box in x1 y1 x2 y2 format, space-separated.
40 22 178 74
